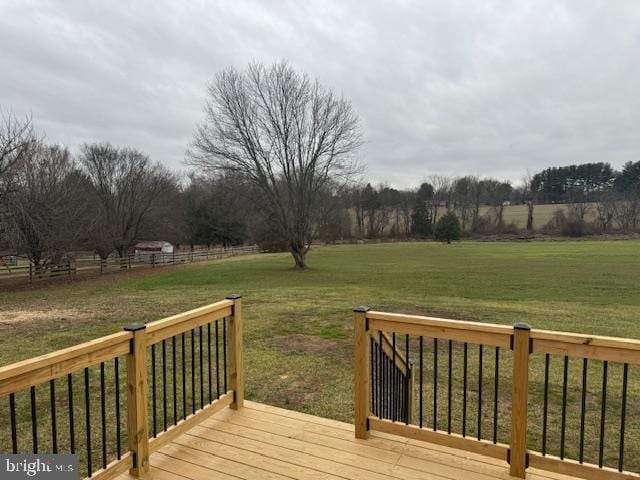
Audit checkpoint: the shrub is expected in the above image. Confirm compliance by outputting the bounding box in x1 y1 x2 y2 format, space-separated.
542 208 589 237
561 217 589 237
434 211 461 244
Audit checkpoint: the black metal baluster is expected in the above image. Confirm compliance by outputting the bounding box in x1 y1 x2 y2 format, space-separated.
478 344 483 440
30 385 37 453
370 337 375 415
388 352 392 419
181 332 186 419
172 336 177 425
376 341 381 417
385 351 390 419
207 323 212 404
447 340 453 434
215 320 220 398
391 332 398 422
100 362 107 469
493 347 499 444
462 342 468 437
419 336 423 428
405 334 410 424
379 331 383 419
599 361 608 468
396 362 400 420
619 363 628 472
223 319 228 393
10 393 17 453
199 326 204 409
50 379 58 453
67 373 75 454
115 358 121 459
579 358 588 463
151 343 157 436
542 354 549 455
560 356 569 459
433 338 438 431
191 329 196 414
162 339 167 431
85 367 92 477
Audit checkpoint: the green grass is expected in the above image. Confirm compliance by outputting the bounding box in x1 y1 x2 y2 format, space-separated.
2 241 640 472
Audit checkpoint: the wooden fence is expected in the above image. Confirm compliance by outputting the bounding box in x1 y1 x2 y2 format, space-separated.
0 296 243 479
354 308 640 480
0 246 261 285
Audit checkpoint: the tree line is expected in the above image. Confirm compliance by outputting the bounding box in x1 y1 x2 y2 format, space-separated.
1 61 639 269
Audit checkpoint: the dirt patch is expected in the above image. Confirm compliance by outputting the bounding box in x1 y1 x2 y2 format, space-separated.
271 334 345 354
0 308 85 326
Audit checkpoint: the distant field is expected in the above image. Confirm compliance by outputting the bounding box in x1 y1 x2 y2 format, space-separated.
1 241 640 469
477 202 601 230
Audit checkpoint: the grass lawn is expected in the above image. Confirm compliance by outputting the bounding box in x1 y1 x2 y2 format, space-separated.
1 240 640 471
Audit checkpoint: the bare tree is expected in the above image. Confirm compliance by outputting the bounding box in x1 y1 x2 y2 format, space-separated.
0 112 37 201
4 143 83 269
612 190 640 232
188 61 361 268
595 192 616 233
452 176 477 232
428 175 452 224
521 171 536 232
79 143 175 259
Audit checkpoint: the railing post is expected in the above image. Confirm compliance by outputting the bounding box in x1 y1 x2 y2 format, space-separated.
510 322 531 478
354 306 370 439
124 322 150 477
226 294 244 409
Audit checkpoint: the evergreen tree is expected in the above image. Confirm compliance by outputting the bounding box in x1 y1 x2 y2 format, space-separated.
410 203 432 236
434 211 460 244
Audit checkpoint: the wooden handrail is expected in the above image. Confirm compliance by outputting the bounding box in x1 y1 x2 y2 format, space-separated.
366 310 512 348
145 299 233 345
0 331 132 396
531 328 640 364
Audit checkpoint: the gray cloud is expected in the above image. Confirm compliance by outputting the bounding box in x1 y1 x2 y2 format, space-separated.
1 0 639 187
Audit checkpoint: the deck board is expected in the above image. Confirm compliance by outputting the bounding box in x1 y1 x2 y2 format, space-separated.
116 400 582 480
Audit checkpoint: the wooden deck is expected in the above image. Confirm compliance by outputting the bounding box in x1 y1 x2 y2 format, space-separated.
117 401 581 480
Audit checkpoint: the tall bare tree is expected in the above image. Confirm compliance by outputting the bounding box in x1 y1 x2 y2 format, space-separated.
188 61 361 268
521 171 536 232
79 143 174 258
428 175 452 224
4 143 83 268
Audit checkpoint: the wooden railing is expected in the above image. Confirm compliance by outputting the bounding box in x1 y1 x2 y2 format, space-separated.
0 295 243 480
354 308 640 480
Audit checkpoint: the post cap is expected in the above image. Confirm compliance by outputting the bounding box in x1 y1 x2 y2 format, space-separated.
513 322 531 331
353 306 370 313
226 293 242 300
124 322 146 332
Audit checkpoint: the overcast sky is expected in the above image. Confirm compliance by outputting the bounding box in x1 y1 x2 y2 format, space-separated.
1 1 639 187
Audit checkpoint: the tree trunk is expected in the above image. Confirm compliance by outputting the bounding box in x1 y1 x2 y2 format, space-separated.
291 247 307 269
526 201 534 231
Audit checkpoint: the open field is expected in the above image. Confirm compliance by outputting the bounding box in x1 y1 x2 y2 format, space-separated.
2 241 640 470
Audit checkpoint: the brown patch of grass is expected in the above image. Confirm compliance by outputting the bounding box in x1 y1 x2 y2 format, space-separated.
271 334 346 355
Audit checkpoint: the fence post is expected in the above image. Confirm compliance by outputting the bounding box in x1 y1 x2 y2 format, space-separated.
354 306 371 439
510 323 531 478
124 322 150 477
226 294 244 409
